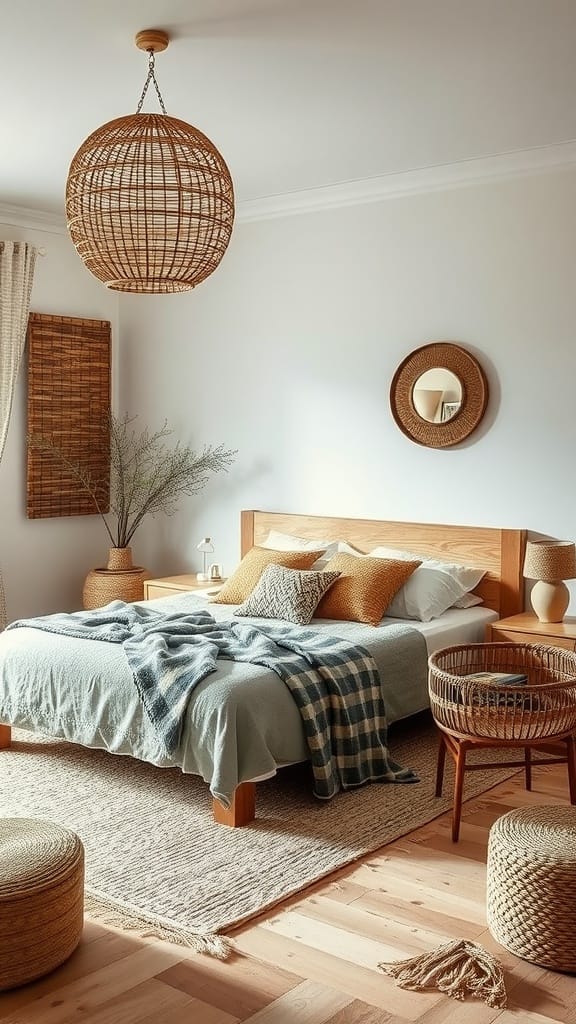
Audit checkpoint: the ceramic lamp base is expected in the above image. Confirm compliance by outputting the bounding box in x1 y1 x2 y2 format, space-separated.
196 572 210 582
530 579 570 623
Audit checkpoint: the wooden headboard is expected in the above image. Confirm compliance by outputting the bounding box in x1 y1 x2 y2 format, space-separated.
241 511 526 618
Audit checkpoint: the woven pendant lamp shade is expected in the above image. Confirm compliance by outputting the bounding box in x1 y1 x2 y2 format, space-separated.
65 32 234 294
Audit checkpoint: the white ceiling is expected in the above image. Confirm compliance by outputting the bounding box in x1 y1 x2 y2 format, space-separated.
2 0 576 215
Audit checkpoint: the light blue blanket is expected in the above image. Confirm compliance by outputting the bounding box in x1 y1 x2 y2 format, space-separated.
7 600 418 799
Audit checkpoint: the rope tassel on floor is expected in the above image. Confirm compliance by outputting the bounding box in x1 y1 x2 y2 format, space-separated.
379 939 507 1008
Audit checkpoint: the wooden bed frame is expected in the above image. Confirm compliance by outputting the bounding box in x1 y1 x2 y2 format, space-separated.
213 510 526 826
0 511 526 828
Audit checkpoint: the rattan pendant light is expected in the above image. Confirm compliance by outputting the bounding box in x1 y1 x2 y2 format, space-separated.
65 29 235 293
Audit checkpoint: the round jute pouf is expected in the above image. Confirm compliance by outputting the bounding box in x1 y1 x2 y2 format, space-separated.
0 819 84 990
487 805 576 973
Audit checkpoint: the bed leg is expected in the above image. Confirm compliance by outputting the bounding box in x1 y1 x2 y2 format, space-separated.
212 782 256 827
0 724 11 749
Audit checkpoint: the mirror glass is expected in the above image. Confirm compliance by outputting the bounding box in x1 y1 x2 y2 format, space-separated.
411 368 462 423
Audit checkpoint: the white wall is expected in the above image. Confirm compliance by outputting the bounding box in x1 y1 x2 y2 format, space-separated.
117 167 576 609
5 167 573 619
0 223 118 619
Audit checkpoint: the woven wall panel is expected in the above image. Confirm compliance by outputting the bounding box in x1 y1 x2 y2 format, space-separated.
27 313 111 519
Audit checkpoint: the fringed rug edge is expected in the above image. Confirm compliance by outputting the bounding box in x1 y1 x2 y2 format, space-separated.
84 887 233 959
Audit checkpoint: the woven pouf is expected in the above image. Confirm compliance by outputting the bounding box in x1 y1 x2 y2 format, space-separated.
487 806 576 972
0 818 84 990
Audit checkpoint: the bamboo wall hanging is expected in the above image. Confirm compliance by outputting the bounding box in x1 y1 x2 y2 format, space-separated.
26 313 111 519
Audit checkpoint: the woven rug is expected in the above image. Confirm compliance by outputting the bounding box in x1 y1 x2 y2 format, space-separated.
2 719 517 950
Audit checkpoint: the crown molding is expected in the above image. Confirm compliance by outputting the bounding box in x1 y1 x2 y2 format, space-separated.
0 203 67 234
3 140 576 233
236 140 576 222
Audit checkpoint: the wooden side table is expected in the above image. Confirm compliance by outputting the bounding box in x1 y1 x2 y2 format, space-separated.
144 574 225 600
486 613 576 651
486 613 576 764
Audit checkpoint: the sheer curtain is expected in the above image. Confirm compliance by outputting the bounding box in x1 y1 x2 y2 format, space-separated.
0 241 37 628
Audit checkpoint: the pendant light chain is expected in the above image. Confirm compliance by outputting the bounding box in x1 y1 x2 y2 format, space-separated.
136 50 167 115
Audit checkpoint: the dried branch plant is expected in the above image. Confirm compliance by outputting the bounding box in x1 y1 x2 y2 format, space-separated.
30 413 237 549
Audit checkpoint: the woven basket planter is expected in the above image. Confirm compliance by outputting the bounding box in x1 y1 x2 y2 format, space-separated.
83 547 150 610
428 643 576 741
0 819 84 990
487 806 576 972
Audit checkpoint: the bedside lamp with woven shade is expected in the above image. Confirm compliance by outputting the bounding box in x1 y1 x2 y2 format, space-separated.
524 540 576 623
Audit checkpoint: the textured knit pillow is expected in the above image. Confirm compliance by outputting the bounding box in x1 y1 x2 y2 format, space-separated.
235 564 341 625
213 546 326 604
314 553 421 626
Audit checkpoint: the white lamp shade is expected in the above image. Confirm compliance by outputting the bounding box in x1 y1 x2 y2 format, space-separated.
196 537 214 554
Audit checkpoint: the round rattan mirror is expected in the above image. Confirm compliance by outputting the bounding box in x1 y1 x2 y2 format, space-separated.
390 342 488 448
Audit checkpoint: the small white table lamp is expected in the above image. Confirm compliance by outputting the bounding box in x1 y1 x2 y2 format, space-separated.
523 540 576 623
196 537 215 582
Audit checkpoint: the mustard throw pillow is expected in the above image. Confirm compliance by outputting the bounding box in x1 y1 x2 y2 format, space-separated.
213 546 326 604
314 552 421 626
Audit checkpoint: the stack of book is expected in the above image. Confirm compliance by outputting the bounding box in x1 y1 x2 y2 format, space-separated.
467 671 532 710
467 671 528 686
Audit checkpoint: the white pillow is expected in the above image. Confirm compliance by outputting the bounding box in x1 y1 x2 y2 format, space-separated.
369 545 485 621
452 592 484 609
314 540 365 567
369 546 485 592
386 566 469 621
262 530 362 569
262 529 332 553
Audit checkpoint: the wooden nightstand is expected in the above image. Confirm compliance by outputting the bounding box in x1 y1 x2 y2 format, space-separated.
485 613 576 765
486 612 576 651
144 574 225 600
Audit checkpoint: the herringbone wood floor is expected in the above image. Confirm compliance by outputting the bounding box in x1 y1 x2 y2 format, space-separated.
1 765 575 1024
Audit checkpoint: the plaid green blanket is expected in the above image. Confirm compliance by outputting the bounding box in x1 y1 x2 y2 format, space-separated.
8 603 418 799
246 620 419 798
